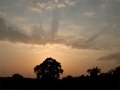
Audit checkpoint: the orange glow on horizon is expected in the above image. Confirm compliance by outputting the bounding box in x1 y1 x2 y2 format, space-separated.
0 41 119 78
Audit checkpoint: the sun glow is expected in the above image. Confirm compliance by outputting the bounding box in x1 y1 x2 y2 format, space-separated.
0 41 119 78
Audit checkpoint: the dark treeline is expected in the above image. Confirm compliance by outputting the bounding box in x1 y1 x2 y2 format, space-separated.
0 57 120 89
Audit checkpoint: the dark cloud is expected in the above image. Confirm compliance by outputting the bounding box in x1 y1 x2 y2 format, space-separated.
50 8 60 37
98 53 120 62
0 18 83 48
0 18 30 43
0 17 120 50
0 18 64 45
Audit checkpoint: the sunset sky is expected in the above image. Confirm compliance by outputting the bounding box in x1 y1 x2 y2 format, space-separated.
0 0 120 78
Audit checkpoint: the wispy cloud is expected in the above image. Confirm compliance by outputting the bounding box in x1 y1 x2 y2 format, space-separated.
98 53 120 62
30 0 76 11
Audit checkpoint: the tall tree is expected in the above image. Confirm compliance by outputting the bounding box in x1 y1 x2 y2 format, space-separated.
34 57 63 79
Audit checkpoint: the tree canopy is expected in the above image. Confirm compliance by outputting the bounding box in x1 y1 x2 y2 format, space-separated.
87 66 101 77
34 57 63 79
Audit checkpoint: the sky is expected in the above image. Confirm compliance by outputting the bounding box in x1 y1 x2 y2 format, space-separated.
0 0 120 78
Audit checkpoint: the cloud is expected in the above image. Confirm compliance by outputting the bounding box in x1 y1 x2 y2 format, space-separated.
83 10 96 17
98 53 120 62
0 18 83 49
50 8 60 37
31 0 76 11
0 9 6 16
0 17 120 50
14 16 27 22
0 18 30 43
29 0 78 37
115 0 120 2
84 23 120 50
0 18 65 45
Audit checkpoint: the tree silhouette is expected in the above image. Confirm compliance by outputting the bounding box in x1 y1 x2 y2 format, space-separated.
1 66 120 89
87 66 101 77
108 66 120 77
34 57 63 79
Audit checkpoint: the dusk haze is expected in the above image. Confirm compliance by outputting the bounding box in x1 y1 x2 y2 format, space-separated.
0 1 120 89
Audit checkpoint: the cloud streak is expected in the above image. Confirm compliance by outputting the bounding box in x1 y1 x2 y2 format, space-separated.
0 16 120 50
50 8 59 37
98 53 120 62
0 18 84 49
0 18 30 43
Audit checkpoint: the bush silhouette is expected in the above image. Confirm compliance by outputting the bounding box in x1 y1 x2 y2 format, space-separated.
12 74 23 79
87 66 101 77
34 57 63 79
